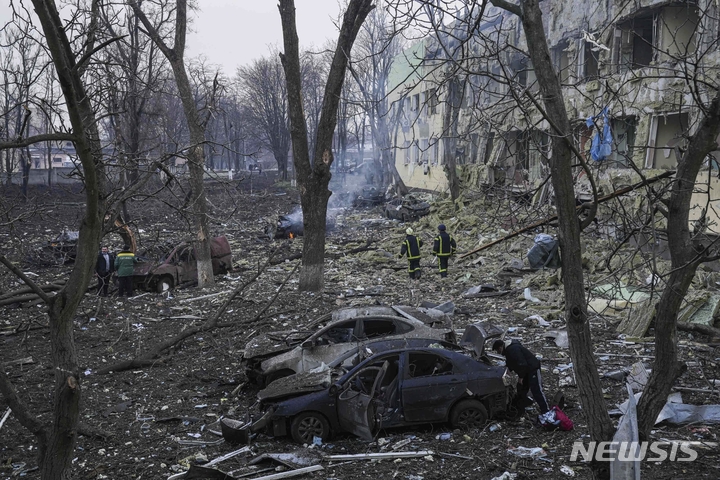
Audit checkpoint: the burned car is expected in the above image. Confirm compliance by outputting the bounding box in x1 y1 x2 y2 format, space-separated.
384 195 430 221
352 186 385 207
46 230 80 261
256 347 511 443
243 305 454 387
267 212 336 239
132 236 232 292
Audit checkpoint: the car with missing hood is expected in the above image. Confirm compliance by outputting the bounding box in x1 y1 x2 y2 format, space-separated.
384 195 431 222
132 236 232 292
252 343 512 444
243 305 454 387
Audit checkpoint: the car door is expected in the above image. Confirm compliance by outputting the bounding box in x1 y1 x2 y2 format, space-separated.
400 351 468 423
176 246 197 283
300 319 360 372
336 359 390 441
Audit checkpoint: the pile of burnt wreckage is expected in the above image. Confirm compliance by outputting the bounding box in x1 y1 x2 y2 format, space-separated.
221 304 524 446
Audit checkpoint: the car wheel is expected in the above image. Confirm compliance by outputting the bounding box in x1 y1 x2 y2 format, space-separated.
265 369 295 386
450 399 488 429
156 276 174 293
291 412 330 444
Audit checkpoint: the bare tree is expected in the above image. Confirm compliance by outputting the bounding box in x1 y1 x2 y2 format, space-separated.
235 54 291 179
0 1 111 477
131 0 215 287
279 0 375 291
349 3 408 194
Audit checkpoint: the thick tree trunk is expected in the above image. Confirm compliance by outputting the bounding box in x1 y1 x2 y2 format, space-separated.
22 2 107 478
279 0 374 291
133 0 214 288
505 0 615 443
637 92 720 437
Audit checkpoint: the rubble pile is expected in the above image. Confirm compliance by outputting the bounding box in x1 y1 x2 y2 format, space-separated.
0 177 718 479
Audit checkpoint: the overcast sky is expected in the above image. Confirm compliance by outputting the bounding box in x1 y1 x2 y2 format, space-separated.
0 1 345 74
187 0 345 74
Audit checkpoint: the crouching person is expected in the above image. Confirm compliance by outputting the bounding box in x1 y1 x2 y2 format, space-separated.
493 339 549 414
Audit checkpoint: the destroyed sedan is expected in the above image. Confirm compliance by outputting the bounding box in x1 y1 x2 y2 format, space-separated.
384 196 431 221
258 347 510 443
243 305 454 387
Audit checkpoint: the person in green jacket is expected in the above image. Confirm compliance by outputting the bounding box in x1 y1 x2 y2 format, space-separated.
114 246 138 297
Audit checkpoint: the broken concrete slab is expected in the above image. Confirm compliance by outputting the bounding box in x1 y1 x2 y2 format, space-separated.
593 283 650 304
683 293 720 327
616 298 656 337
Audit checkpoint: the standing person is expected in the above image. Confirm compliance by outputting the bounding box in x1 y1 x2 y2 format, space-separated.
114 246 137 298
432 224 456 278
399 227 423 280
493 339 549 414
95 245 115 296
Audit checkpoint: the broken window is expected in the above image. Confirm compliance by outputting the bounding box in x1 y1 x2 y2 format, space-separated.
317 319 357 344
610 116 637 167
645 112 689 169
659 4 699 59
582 40 599 80
613 4 697 72
483 132 495 165
403 140 411 165
470 133 480 164
411 94 420 112
616 11 656 73
361 319 396 339
419 138 429 163
407 353 454 377
553 40 572 83
427 88 439 115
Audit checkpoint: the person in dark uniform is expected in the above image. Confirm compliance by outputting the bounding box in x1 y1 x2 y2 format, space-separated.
399 227 423 279
493 339 549 414
95 245 115 296
114 246 138 297
432 224 456 278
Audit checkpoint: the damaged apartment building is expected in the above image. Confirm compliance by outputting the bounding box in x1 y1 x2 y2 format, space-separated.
388 0 720 228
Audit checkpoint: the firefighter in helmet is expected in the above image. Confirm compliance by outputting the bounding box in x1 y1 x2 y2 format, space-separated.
399 227 423 279
432 224 456 278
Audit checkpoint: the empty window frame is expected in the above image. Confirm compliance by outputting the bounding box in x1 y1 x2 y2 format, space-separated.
659 4 699 59
553 40 572 83
582 40 600 80
427 88 439 115
610 116 637 167
616 12 656 72
412 94 420 112
645 112 689 169
419 138 429 163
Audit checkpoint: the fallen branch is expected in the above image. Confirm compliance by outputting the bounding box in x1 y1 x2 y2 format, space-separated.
0 254 52 303
1 357 34 367
97 252 279 374
677 322 720 338
460 170 676 258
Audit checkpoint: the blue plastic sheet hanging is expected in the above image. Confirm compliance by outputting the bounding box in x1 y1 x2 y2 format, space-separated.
587 107 613 161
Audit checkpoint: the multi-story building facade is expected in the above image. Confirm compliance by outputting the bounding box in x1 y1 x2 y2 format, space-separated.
389 0 719 226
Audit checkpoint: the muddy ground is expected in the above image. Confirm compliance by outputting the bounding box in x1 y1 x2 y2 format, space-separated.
1 173 719 479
